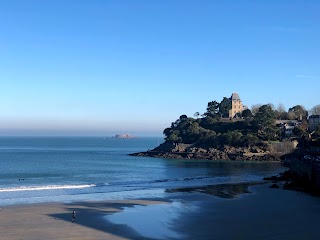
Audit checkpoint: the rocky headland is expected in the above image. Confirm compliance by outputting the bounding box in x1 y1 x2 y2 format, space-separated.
130 141 283 161
131 97 319 167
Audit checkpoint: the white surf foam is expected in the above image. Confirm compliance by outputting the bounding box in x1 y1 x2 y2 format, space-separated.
0 184 96 193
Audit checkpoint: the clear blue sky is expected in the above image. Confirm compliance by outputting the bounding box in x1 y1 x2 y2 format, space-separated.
0 0 319 136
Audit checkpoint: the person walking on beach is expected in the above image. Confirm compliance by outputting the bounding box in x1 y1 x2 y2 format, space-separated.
72 211 76 222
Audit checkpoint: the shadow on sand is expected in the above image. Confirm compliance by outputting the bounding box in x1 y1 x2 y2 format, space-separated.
47 183 262 239
48 201 160 240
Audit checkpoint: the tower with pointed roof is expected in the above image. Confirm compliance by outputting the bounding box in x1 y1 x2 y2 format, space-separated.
229 92 244 118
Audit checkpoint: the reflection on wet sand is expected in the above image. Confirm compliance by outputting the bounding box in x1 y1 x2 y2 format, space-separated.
165 182 263 198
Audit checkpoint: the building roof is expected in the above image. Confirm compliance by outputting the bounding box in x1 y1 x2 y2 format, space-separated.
230 92 241 100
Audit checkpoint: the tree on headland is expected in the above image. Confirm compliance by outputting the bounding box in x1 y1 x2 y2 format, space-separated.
179 115 188 122
310 104 320 115
251 104 262 115
219 97 232 118
202 116 218 124
204 101 220 118
242 109 253 118
274 103 290 120
268 103 276 110
166 130 182 143
288 105 308 120
277 103 286 113
313 125 320 138
253 105 276 127
203 97 233 119
164 115 206 144
293 126 308 138
252 105 280 140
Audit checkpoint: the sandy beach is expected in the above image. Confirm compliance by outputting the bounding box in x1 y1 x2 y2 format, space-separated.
1 183 320 240
0 199 167 240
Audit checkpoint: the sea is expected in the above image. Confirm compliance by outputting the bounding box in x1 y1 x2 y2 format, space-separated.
0 137 286 206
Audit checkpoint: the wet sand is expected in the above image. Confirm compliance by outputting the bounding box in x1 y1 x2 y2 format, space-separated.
175 184 320 240
1 184 320 240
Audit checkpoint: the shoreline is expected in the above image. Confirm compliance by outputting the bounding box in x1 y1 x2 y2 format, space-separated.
1 180 320 239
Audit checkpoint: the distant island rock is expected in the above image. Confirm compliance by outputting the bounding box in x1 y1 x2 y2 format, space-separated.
113 134 136 139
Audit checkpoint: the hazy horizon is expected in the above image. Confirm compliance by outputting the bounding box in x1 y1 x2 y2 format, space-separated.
0 128 164 137
1 1 319 136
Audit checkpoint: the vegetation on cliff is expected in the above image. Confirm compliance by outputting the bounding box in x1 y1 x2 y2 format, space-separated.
164 101 294 150
166 94 316 143
132 96 319 161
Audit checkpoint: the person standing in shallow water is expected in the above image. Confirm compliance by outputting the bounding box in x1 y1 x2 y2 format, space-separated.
72 211 76 222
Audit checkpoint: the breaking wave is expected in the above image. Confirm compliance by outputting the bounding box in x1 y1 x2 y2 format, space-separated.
0 184 96 193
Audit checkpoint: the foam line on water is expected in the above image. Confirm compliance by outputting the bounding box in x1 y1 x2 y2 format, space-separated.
0 184 96 192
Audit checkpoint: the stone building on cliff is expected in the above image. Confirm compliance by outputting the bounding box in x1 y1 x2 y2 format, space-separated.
228 92 246 118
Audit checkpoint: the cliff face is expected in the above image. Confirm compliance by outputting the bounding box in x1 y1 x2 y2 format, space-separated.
130 142 281 161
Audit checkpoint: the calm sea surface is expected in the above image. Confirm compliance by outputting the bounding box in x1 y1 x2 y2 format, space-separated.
0 137 286 206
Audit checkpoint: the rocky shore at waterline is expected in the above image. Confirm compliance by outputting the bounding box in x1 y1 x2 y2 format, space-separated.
129 142 281 162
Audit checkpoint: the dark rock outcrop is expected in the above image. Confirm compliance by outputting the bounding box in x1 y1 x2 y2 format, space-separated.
129 142 281 162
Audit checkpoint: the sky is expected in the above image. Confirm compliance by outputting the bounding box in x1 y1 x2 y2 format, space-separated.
0 0 319 136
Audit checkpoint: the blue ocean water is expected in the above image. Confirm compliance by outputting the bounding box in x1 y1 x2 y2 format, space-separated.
0 137 285 206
